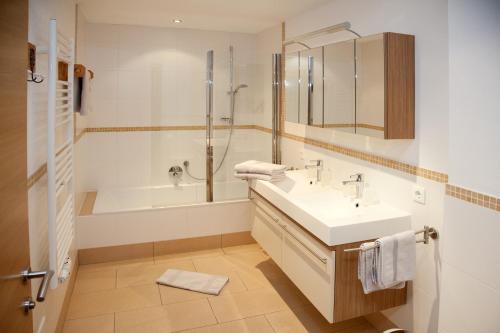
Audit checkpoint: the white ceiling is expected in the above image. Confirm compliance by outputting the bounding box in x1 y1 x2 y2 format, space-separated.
77 0 331 34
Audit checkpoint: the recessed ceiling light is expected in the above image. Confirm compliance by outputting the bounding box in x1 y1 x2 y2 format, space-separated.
172 19 183 24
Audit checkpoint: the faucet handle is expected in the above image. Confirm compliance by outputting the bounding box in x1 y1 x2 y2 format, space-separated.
350 173 363 181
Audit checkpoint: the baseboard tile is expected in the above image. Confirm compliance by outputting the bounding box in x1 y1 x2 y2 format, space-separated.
78 232 255 265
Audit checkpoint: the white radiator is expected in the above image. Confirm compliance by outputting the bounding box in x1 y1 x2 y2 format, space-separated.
46 19 75 289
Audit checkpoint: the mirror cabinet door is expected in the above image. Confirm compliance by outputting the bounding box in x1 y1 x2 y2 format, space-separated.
323 40 355 133
298 47 323 126
285 52 300 123
355 33 385 138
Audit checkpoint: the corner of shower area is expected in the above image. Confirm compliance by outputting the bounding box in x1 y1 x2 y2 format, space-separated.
75 23 278 250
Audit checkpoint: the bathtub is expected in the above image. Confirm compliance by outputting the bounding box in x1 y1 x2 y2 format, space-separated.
77 180 252 249
93 180 249 214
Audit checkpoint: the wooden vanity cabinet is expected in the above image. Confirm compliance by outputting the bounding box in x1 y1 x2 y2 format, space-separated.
250 192 407 323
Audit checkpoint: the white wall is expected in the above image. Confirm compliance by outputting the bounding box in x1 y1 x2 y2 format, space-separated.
438 1 500 332
77 23 273 194
28 1 77 332
284 0 449 174
282 0 450 331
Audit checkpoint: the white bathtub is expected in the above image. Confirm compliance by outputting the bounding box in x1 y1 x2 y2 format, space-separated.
93 180 249 214
77 180 252 249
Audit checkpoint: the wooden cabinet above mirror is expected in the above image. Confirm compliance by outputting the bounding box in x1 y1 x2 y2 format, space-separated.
285 32 415 139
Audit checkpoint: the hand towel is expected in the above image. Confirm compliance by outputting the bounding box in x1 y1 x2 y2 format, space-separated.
375 231 416 289
234 160 287 176
80 69 93 116
357 242 381 294
156 269 229 296
394 230 416 282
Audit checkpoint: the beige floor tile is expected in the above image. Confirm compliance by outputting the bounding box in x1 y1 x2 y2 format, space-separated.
155 249 224 263
266 306 371 333
67 284 161 319
193 256 238 275
79 257 154 273
73 268 116 294
208 288 288 323
117 259 195 288
115 306 171 333
159 284 208 305
221 244 262 254
183 315 275 333
164 299 217 332
63 314 114 333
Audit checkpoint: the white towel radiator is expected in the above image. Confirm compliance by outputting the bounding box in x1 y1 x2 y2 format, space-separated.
47 19 75 288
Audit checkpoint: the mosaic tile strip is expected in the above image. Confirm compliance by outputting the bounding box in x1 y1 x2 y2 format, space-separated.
27 163 47 189
281 132 449 183
446 184 500 212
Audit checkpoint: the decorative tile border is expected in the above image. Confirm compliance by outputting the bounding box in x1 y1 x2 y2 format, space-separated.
281 132 449 183
85 124 255 133
446 184 499 212
27 163 47 189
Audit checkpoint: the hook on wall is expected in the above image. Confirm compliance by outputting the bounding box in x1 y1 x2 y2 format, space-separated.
27 42 44 84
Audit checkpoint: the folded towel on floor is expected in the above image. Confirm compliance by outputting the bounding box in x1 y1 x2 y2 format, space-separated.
234 172 286 182
234 160 287 176
156 269 229 295
358 230 416 294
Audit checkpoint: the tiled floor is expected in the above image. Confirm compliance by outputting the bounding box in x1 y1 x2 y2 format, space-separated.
65 244 379 333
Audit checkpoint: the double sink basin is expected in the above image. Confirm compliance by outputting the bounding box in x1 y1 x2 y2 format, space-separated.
250 170 411 246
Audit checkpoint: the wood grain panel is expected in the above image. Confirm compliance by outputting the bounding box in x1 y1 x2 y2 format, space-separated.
384 32 415 139
333 241 407 322
0 0 32 331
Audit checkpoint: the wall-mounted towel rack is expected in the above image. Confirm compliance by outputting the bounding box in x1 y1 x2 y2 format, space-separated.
343 226 439 253
46 19 75 289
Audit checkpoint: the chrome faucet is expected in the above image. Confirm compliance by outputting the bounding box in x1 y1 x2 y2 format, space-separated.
305 159 323 182
342 173 364 198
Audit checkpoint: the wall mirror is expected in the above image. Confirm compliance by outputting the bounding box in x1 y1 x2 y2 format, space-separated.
284 32 415 139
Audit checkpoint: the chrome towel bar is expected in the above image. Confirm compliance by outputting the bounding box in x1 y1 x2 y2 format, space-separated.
343 225 439 253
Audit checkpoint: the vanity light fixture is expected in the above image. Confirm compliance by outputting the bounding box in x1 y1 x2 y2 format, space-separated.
172 18 183 24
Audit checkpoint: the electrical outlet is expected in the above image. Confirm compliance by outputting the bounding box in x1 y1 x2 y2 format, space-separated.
413 185 426 204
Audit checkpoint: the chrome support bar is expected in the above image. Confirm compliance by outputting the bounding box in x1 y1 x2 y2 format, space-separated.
206 50 214 202
271 53 281 164
343 226 439 253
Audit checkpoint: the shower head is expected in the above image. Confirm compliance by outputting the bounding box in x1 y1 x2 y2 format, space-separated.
234 84 248 94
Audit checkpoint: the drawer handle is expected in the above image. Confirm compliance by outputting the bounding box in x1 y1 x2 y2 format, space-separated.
281 225 328 264
254 200 327 265
254 203 280 224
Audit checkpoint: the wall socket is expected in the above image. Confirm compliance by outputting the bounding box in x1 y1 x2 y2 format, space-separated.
413 185 426 204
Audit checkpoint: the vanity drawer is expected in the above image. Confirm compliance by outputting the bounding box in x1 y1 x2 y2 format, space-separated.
251 205 283 267
281 218 335 323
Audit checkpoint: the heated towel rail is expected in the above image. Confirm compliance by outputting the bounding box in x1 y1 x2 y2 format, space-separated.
47 19 75 288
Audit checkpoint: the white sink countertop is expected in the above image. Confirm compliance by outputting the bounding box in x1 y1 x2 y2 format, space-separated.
250 170 411 246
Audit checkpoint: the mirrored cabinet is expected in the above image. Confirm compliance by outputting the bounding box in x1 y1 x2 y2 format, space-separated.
285 32 415 139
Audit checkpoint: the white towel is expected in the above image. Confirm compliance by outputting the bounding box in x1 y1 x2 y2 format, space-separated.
358 230 416 294
358 242 380 294
234 160 287 176
156 269 229 296
80 69 93 116
376 231 415 288
234 172 286 182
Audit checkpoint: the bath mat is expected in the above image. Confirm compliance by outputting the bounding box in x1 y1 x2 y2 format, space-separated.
156 269 229 295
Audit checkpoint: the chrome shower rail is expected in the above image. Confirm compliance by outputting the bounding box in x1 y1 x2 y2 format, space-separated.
343 226 439 253
206 50 214 202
